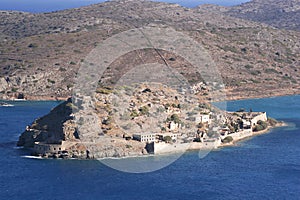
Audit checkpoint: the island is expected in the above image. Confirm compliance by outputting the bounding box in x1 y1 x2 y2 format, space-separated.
17 83 283 159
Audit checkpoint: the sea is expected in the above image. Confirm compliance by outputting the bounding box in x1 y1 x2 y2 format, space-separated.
0 95 299 200
0 0 251 13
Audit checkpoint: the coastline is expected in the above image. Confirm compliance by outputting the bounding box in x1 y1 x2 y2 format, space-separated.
218 122 287 148
1 89 300 102
22 122 288 160
224 88 300 101
14 93 291 160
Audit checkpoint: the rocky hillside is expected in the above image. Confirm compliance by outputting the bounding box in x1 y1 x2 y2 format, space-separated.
17 97 148 158
0 0 299 100
17 83 216 159
199 0 300 31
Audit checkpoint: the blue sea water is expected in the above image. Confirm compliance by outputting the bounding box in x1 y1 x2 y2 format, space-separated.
0 0 251 13
0 95 300 200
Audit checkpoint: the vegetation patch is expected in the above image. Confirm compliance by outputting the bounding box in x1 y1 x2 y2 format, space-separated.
222 136 233 144
253 120 268 132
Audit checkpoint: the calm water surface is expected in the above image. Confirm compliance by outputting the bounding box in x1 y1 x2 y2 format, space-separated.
0 95 299 200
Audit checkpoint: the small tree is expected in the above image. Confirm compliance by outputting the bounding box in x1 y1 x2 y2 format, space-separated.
197 122 204 129
130 110 139 118
163 136 172 143
222 136 233 144
139 106 149 115
253 120 268 132
169 114 181 124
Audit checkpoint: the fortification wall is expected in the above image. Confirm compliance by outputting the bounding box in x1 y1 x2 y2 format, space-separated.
228 129 253 141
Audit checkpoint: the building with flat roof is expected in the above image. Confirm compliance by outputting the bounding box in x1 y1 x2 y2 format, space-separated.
133 133 156 143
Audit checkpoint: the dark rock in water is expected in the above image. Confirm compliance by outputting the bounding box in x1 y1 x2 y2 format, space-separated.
52 153 59 159
42 153 48 158
86 150 90 159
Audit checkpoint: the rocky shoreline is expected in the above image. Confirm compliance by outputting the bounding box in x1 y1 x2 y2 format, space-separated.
14 80 291 160
3 87 300 102
25 122 286 160
218 122 287 148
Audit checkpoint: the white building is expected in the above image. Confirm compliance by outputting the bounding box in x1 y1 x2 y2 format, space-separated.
133 133 156 143
169 121 180 131
242 119 251 129
195 114 210 124
251 112 267 127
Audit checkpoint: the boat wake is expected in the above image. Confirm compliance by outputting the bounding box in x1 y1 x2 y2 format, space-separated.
0 102 14 107
22 155 44 160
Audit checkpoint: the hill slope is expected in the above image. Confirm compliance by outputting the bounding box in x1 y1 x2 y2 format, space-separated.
199 0 300 31
0 0 299 100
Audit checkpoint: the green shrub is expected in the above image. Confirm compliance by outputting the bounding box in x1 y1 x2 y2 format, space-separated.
47 79 55 84
253 120 268 132
96 87 112 94
168 114 181 124
161 127 166 131
28 43 38 48
250 70 261 76
222 136 233 144
139 106 149 115
130 110 139 118
264 68 279 74
267 117 278 126
59 67 66 72
244 64 253 69
163 136 172 143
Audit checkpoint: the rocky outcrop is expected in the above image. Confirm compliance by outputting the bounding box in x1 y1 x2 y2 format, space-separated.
0 77 9 92
17 97 148 159
17 98 75 147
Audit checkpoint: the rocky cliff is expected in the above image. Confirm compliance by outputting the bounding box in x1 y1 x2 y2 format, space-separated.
17 82 220 159
17 97 148 159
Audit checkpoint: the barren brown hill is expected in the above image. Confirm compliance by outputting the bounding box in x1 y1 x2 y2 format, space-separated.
199 0 300 31
0 0 299 100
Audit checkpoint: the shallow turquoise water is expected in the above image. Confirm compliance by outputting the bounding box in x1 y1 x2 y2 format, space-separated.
0 95 299 200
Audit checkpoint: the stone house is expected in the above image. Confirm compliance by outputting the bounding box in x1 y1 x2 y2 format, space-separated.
34 141 66 154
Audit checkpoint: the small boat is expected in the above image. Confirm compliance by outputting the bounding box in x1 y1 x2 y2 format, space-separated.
0 102 14 107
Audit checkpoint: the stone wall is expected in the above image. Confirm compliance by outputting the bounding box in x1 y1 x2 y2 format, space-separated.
227 129 253 141
251 112 267 126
